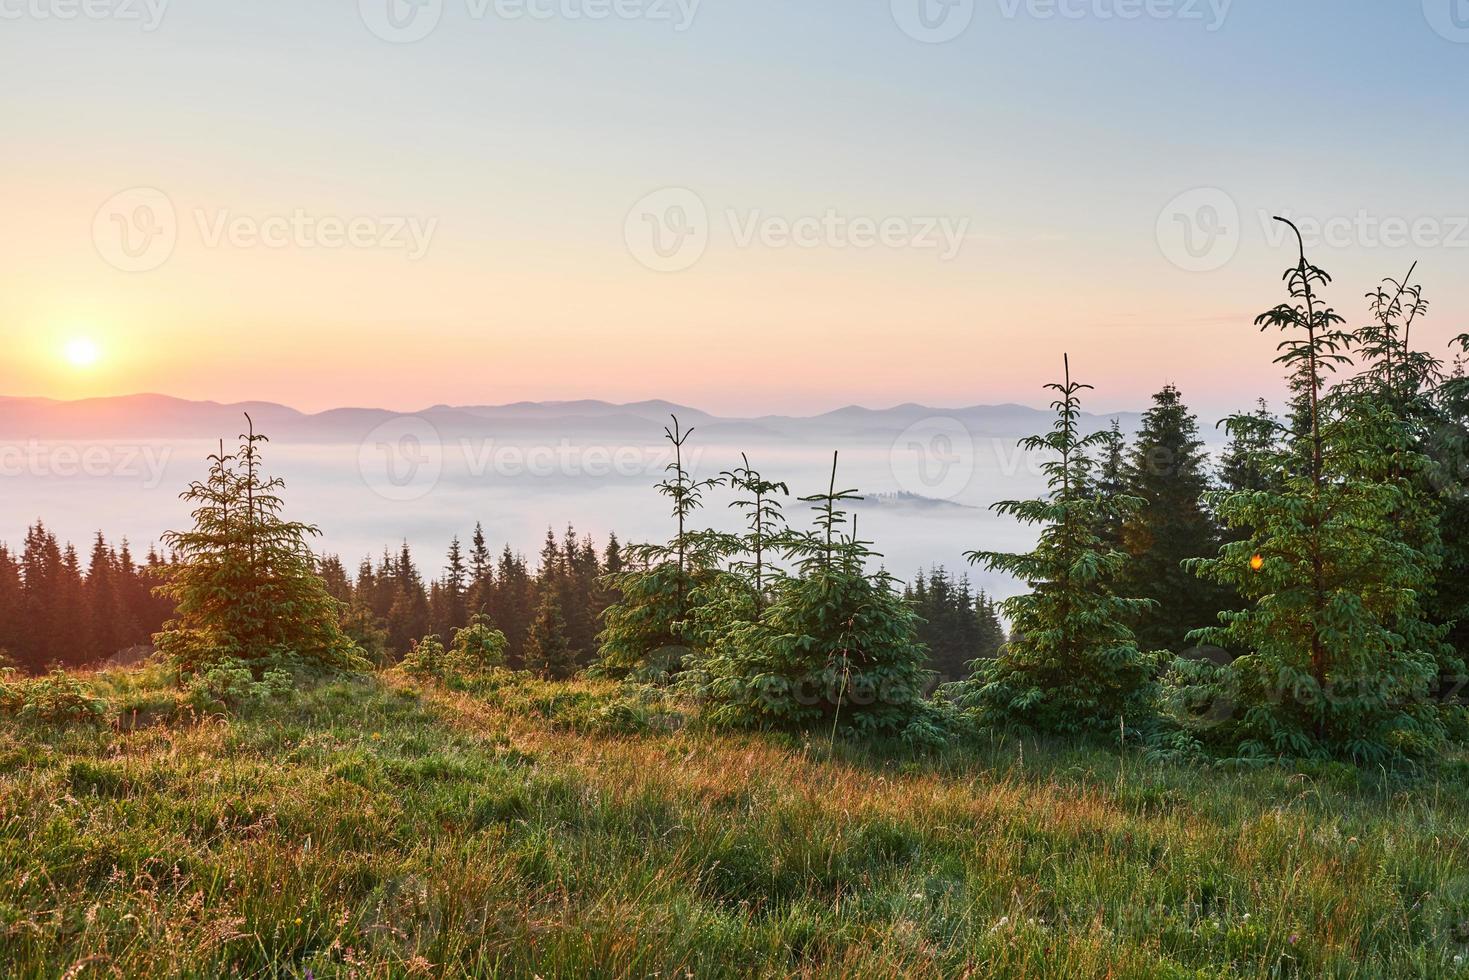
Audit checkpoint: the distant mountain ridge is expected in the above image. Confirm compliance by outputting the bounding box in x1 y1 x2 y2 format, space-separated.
0 394 1142 442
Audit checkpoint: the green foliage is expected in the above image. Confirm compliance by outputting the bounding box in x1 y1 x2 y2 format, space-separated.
1433 341 1469 664
402 617 508 682
154 416 364 678
400 634 452 678
183 660 295 714
1185 225 1452 766
450 613 509 672
596 416 724 679
955 357 1165 737
524 591 577 680
905 568 1002 682
0 667 110 725
700 454 937 740
1117 384 1231 653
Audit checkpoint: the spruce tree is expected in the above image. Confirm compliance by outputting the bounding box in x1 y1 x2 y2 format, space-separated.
84 532 124 662
1117 385 1229 653
1185 221 1451 764
956 356 1163 737
467 522 494 615
1433 342 1469 669
701 453 933 738
1093 420 1128 553
493 545 535 666
974 590 1006 661
0 547 22 668
524 589 576 680
597 416 722 679
386 542 430 655
155 417 362 676
436 536 469 640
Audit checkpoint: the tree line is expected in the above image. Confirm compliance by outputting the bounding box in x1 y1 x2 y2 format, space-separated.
20 217 1469 767
0 523 173 672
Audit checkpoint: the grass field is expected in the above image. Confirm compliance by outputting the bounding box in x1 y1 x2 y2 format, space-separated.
3 667 1469 978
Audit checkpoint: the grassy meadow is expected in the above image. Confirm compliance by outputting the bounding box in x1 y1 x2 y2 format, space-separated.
3 666 1469 978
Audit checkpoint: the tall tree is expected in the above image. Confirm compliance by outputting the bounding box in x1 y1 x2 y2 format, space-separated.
597 416 723 678
957 356 1163 737
467 522 494 616
1117 385 1229 653
524 589 576 680
1186 221 1451 764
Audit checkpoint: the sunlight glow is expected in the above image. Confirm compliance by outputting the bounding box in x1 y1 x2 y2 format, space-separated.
64 337 101 368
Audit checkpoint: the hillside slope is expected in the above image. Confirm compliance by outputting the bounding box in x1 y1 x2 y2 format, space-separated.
2 668 1467 978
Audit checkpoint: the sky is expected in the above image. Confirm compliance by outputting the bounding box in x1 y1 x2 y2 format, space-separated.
3 0 1468 421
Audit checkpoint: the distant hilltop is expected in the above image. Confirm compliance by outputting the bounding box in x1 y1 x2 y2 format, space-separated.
0 394 1141 443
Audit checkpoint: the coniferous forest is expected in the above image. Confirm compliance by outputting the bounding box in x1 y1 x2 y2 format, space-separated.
7 232 1469 762
7 234 1469 976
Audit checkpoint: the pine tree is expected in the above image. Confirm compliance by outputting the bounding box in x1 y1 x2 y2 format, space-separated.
56 544 86 667
84 532 124 663
524 589 576 680
1433 342 1469 669
1185 221 1451 764
908 567 984 682
154 417 362 676
20 522 64 670
386 542 430 656
493 545 535 666
1116 385 1230 653
956 356 1163 737
974 590 1006 660
701 453 934 738
1219 400 1282 496
317 555 353 604
1093 420 1128 552
467 522 494 616
438 536 469 639
597 416 722 679
0 546 22 667
1339 268 1463 695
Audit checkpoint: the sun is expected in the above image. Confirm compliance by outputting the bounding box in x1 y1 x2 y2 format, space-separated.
64 337 102 368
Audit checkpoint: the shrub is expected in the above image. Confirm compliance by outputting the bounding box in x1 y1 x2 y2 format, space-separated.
401 635 452 679
450 614 508 672
403 617 510 682
1 668 111 726
183 659 295 714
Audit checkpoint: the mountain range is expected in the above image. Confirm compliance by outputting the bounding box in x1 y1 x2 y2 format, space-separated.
0 394 1141 443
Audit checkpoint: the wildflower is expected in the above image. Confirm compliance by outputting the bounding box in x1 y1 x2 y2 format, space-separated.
371 732 383 740
294 917 303 926
1289 934 1298 945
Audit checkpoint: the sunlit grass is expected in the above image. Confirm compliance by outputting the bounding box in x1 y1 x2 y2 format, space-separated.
2 667 1468 977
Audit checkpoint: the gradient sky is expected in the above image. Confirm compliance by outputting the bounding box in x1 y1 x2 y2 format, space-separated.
4 0 1467 420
